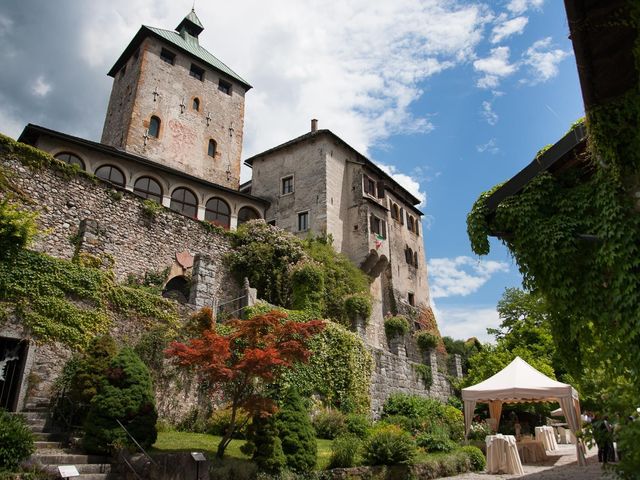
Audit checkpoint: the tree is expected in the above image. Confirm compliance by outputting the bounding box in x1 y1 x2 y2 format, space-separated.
83 347 158 454
165 310 325 458
276 388 317 473
464 288 558 386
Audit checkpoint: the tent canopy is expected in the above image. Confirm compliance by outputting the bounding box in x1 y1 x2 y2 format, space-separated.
461 356 586 466
462 356 578 403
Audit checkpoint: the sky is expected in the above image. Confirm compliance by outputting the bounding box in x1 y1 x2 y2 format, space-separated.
0 0 585 342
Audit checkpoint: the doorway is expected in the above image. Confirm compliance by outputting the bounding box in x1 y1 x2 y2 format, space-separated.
0 337 28 411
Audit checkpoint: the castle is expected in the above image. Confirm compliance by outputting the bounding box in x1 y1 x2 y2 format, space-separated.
3 10 453 415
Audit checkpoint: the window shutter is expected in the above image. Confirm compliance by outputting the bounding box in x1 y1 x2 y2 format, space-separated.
377 181 385 198
400 207 405 225
382 220 387 239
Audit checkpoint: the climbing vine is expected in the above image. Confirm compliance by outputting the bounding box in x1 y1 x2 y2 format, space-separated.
245 302 373 413
466 4 640 390
0 249 181 349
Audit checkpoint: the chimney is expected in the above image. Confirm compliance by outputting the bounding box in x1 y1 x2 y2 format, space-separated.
311 118 318 132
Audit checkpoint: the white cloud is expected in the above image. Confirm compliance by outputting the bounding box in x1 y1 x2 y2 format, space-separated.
507 0 544 15
428 256 509 298
521 37 571 85
491 15 528 43
31 76 52 97
0 13 13 36
473 46 517 88
375 162 427 206
476 138 499 154
431 302 499 343
481 100 498 126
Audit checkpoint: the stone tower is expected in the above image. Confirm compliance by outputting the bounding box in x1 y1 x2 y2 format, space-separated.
101 9 251 189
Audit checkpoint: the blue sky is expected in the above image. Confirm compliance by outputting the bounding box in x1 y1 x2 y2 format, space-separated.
0 0 585 341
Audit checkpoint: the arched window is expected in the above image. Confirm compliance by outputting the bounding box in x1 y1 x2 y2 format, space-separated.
170 187 198 218
95 165 125 186
54 152 84 169
405 246 413 265
237 206 260 225
148 116 161 138
133 176 162 203
205 197 231 228
208 139 217 158
192 97 200 111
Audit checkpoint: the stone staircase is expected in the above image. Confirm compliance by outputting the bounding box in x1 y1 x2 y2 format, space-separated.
19 396 117 479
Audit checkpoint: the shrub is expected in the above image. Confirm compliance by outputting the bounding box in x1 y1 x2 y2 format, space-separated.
344 293 372 323
141 199 163 218
208 407 250 438
83 347 158 454
442 405 464 442
413 364 433 388
329 433 361 468
0 200 38 259
69 335 118 405
313 408 346 439
468 421 491 440
177 407 208 433
379 415 420 435
276 389 316 473
382 393 442 419
414 331 438 351
345 413 371 439
415 425 456 453
291 261 325 315
0 409 35 470
250 414 286 475
384 316 410 338
361 424 417 466
460 445 486 471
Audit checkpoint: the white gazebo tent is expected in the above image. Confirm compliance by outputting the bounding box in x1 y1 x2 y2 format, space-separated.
462 356 586 466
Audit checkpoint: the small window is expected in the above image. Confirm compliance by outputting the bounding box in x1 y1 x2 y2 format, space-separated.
238 206 260 225
95 165 125 187
415 221 420 237
193 97 200 111
190 64 204 81
205 197 231 229
363 175 376 196
134 176 162 203
413 252 418 268
408 293 415 306
170 188 198 218
391 203 400 221
218 79 232 95
160 48 176 65
298 211 309 231
54 152 84 170
400 207 405 225
208 139 217 157
282 176 294 195
405 246 413 265
407 215 415 233
370 214 386 239
149 116 161 138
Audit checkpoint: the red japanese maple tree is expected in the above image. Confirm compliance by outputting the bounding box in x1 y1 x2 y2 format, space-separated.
165 310 325 458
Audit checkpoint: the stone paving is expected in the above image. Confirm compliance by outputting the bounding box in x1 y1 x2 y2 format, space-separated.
449 445 618 480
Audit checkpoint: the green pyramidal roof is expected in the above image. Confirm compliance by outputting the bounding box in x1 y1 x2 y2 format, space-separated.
107 17 251 90
176 9 204 36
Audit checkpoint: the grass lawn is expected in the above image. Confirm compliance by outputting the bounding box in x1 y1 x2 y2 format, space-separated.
152 431 333 469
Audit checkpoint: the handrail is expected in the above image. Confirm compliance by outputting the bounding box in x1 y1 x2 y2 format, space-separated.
216 293 247 307
119 450 144 480
115 419 159 467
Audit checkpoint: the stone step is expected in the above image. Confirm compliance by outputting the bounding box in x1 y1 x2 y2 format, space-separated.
27 418 47 429
33 432 65 441
24 396 50 408
15 410 49 420
41 463 112 475
35 441 63 449
33 453 110 465
23 405 50 412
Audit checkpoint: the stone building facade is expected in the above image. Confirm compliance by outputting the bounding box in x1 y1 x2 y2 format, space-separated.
246 126 430 351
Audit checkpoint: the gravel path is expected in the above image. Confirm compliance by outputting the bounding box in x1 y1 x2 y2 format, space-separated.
449 445 618 480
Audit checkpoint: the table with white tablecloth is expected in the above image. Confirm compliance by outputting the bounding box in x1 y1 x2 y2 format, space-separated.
516 438 547 463
535 426 559 451
486 434 525 475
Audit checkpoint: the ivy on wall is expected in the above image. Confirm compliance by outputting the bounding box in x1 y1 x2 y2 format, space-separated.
245 302 373 413
466 5 640 390
0 249 181 349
